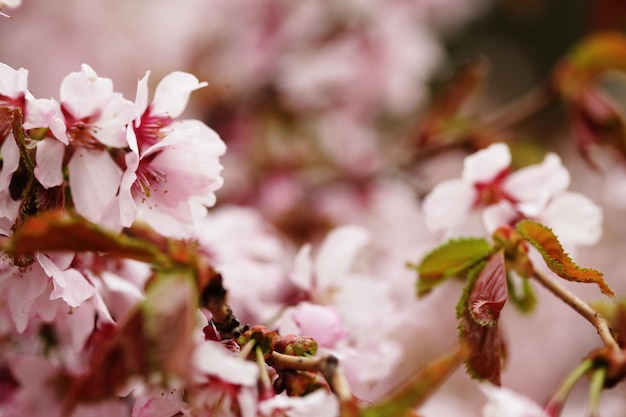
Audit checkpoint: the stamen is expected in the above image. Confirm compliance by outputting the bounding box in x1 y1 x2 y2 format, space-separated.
0 8 12 19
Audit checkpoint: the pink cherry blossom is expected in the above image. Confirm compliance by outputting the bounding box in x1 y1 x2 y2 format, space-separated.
33 64 136 227
116 72 226 236
131 71 208 152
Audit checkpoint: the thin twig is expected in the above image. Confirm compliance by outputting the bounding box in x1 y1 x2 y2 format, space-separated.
484 84 555 132
532 270 620 352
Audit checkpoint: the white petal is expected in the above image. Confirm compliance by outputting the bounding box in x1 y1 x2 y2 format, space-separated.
541 192 603 247
134 71 151 125
60 64 114 119
480 384 548 417
505 153 570 213
482 201 519 234
0 62 27 98
422 179 475 232
462 143 511 183
152 72 208 118
314 225 369 291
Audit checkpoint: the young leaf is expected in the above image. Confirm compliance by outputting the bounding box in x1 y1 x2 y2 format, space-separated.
412 237 492 297
468 251 508 327
554 31 626 100
516 220 614 297
458 251 508 385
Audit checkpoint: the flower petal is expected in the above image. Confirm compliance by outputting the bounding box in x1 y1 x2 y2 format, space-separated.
68 148 122 224
505 153 570 215
152 72 208 118
541 191 603 247
422 178 475 232
314 225 369 291
34 138 66 188
462 143 511 184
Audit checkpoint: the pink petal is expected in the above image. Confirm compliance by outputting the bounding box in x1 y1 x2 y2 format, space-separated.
463 143 511 184
290 302 349 348
152 72 208 118
193 341 258 386
0 132 20 188
34 138 65 188
9 265 49 333
68 148 123 224
23 97 60 130
49 268 95 308
314 225 369 291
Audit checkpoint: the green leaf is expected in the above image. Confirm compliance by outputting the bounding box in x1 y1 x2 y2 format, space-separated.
412 237 492 297
517 220 614 297
506 273 537 314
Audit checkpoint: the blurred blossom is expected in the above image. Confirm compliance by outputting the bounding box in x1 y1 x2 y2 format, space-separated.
422 142 603 249
480 384 548 417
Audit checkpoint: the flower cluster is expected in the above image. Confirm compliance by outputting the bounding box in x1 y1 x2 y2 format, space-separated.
4 3 626 417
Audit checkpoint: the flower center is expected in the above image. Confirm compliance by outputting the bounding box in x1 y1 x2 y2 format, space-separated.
62 105 104 150
473 168 516 208
133 155 168 202
134 109 173 150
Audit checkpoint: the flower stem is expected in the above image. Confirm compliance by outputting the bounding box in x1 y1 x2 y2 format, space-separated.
532 270 620 352
544 359 594 417
588 366 607 417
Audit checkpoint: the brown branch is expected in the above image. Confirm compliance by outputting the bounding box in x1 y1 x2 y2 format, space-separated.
532 270 620 353
483 83 555 133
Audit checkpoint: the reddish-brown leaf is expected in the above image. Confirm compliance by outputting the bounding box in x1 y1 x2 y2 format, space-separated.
517 220 613 296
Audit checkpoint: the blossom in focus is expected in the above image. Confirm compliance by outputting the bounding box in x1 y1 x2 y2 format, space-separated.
119 71 226 237
422 142 603 247
480 384 548 417
33 64 136 227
